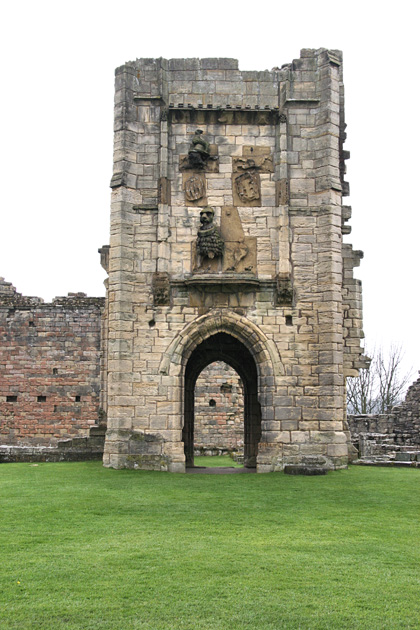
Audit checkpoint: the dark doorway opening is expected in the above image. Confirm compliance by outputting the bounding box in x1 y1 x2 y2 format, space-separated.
183 333 261 469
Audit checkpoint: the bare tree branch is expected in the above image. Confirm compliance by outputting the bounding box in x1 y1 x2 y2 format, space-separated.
375 345 413 413
347 345 414 415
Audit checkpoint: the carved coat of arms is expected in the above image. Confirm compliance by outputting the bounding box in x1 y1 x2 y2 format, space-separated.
185 174 205 201
235 171 260 202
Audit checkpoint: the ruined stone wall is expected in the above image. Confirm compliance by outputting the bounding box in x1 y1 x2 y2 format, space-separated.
103 50 368 473
194 361 244 453
0 278 104 447
348 374 420 462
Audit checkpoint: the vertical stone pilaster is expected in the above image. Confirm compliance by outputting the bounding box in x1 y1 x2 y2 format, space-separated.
276 114 291 277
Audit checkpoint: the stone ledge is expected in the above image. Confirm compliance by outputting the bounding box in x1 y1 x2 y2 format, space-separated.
0 445 104 463
352 460 420 469
167 104 280 112
181 273 261 289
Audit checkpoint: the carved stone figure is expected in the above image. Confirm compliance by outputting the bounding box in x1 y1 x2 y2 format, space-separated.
196 207 224 260
188 129 210 169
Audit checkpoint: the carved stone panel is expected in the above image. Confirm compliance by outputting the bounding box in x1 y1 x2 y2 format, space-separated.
276 274 293 306
191 206 257 274
182 172 207 206
232 171 261 207
233 147 274 174
231 147 273 207
220 206 256 273
152 272 170 306
185 174 206 201
223 238 257 274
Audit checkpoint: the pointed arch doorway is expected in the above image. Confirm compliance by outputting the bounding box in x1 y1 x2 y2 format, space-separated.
183 332 262 468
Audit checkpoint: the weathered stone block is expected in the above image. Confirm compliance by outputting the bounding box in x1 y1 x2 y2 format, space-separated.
275 407 302 421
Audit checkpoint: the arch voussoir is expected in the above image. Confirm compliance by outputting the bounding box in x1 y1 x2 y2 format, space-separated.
160 309 283 384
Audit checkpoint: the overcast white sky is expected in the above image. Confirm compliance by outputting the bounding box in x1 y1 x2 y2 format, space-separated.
1 1 418 382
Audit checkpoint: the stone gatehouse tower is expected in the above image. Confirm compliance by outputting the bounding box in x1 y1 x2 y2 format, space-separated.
102 49 367 472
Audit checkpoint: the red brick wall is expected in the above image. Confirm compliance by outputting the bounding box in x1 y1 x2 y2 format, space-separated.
194 361 244 452
0 280 104 446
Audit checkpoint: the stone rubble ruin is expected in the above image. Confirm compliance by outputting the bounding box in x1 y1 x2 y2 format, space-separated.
347 374 420 466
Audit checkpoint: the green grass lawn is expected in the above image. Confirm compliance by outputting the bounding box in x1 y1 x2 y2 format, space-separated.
194 455 243 467
1 462 419 630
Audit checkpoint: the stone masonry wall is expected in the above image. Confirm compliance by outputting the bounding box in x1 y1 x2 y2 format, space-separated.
348 374 420 462
194 361 244 453
0 278 104 447
103 50 368 473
